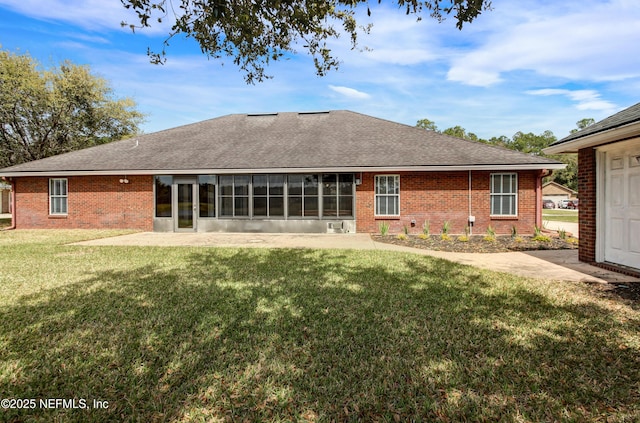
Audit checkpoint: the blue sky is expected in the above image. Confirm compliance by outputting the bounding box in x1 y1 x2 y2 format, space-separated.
1 0 639 140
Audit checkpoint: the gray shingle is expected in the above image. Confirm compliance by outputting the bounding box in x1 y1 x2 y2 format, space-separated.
0 110 561 174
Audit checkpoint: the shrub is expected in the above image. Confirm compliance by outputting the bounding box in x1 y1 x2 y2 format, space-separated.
458 235 469 242
511 225 518 238
558 229 567 239
418 233 428 240
422 220 430 236
397 233 407 240
379 221 390 236
532 226 551 242
442 221 450 235
403 224 409 235
484 225 496 242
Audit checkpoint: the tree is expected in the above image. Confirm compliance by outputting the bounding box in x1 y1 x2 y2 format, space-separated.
442 125 479 142
121 0 492 83
416 118 438 132
0 48 144 168
570 118 595 134
508 130 556 155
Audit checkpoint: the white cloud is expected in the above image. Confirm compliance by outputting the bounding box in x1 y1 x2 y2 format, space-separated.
447 0 640 86
328 85 371 100
0 0 170 35
526 89 618 113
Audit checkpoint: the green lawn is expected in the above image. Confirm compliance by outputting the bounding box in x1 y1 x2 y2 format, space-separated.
1 230 638 422
542 209 579 223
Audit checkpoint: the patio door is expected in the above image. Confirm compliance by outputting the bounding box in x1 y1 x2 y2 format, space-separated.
174 177 197 231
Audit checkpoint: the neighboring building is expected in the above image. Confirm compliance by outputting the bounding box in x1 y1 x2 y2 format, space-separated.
542 181 577 204
545 102 640 275
0 182 10 214
0 111 563 235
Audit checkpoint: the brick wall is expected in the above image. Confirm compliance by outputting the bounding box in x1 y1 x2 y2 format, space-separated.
14 175 153 230
577 148 597 263
356 170 540 235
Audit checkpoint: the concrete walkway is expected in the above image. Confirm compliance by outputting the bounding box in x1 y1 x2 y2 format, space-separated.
543 220 579 238
75 232 638 284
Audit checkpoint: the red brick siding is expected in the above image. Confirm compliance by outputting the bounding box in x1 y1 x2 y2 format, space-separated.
577 148 597 263
14 175 153 230
356 171 540 235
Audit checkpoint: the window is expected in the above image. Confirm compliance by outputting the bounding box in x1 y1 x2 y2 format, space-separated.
219 175 250 217
322 174 354 217
288 174 319 217
375 175 400 216
490 173 517 216
154 176 172 217
49 178 68 215
198 175 216 218
253 174 284 217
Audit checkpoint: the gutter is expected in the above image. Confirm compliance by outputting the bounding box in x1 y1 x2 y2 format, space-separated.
0 163 567 178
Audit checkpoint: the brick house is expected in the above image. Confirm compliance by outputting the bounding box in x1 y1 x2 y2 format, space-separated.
542 181 577 206
0 111 563 235
545 102 640 275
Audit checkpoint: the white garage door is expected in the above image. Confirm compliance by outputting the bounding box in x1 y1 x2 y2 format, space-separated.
604 142 640 270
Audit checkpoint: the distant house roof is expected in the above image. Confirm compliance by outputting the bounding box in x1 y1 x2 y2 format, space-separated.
542 181 577 196
0 110 564 176
545 102 640 154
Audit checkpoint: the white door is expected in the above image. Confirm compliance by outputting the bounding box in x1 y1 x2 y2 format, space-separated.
604 142 640 270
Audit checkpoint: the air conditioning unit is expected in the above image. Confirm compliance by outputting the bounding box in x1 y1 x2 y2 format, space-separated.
326 221 344 233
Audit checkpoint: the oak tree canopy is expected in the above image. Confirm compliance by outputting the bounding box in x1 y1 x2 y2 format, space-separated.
120 0 492 83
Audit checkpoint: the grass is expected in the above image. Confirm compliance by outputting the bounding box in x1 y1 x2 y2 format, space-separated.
1 230 639 422
542 209 579 223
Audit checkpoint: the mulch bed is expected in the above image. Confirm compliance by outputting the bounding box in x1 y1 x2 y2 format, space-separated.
372 234 579 254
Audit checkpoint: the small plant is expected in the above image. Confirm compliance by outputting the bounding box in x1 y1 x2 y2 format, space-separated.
532 225 551 242
418 233 428 240
484 225 496 242
397 233 407 240
511 225 518 239
567 237 579 245
403 224 409 235
440 221 451 241
533 225 543 237
422 220 430 236
458 234 469 242
558 228 567 239
514 236 524 243
379 221 390 236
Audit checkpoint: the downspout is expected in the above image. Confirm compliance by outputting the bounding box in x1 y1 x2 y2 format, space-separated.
537 169 552 230
468 170 473 235
2 177 16 230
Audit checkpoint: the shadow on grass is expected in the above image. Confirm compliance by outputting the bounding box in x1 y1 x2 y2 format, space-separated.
1 248 639 422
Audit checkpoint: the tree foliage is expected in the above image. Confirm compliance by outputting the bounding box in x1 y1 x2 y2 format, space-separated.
121 0 492 83
415 116 591 191
0 48 144 168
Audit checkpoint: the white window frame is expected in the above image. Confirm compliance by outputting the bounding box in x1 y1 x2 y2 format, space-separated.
490 173 518 216
49 178 68 215
374 175 400 217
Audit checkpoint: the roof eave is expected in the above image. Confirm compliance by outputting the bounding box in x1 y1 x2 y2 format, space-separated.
544 121 640 154
0 163 566 178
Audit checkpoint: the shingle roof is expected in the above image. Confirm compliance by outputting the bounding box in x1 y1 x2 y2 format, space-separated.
551 102 640 146
0 110 562 175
